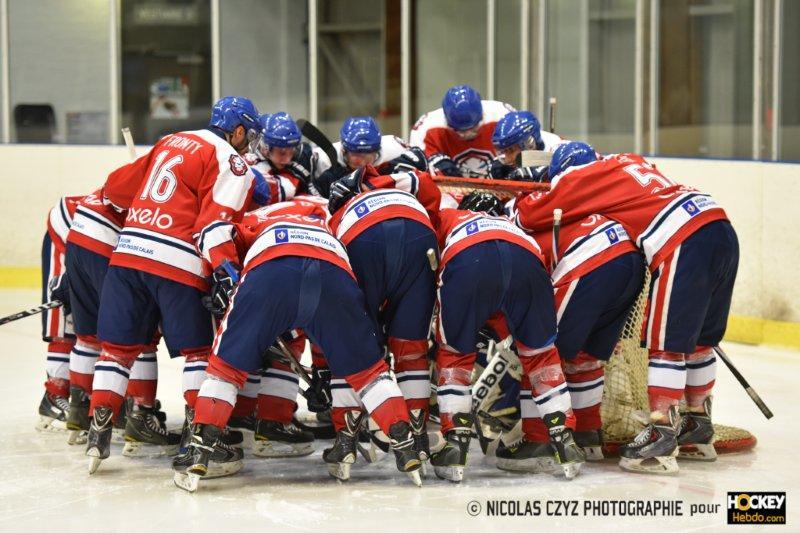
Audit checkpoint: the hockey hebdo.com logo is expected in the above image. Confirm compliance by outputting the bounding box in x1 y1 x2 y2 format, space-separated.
727 492 786 525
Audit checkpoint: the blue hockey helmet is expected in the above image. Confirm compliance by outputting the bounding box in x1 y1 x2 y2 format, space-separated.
209 96 260 138
261 112 301 149
340 116 382 153
492 111 543 151
548 141 598 179
442 85 483 131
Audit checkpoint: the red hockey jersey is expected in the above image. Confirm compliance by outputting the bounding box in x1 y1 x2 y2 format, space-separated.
328 166 441 245
409 100 514 177
103 129 256 290
47 195 82 252
514 153 728 270
232 199 352 277
66 188 128 258
436 208 544 272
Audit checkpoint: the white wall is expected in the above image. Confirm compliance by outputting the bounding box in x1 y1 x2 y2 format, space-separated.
0 145 797 323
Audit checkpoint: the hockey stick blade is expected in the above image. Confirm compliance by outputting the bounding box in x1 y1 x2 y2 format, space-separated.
296 119 341 169
0 300 62 327
713 346 773 419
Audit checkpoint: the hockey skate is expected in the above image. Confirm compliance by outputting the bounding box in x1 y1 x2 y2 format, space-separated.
66 386 90 445
619 407 680 475
111 398 129 444
122 404 181 457
86 406 114 474
574 430 604 461
495 439 556 473
322 411 363 481
677 398 717 461
228 414 257 446
172 424 244 492
430 412 472 482
253 419 314 458
544 412 586 479
177 406 243 453
388 421 422 486
35 391 69 432
409 409 430 476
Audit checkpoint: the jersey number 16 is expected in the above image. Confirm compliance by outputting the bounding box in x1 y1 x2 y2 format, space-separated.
140 150 183 203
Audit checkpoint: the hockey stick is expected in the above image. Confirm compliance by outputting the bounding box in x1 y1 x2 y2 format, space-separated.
426 248 438 271
551 208 562 271
548 97 557 133
713 346 773 419
122 127 136 160
296 119 342 170
0 300 63 327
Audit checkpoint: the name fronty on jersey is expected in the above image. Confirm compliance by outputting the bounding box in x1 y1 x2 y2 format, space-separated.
126 206 174 230
162 134 204 155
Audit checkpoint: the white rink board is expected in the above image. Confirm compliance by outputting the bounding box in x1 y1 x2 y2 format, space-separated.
0 289 797 532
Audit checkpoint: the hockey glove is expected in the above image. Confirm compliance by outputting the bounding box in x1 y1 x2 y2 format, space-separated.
250 168 272 207
48 273 70 313
385 147 428 173
303 366 332 413
489 157 516 179
428 153 462 177
313 165 349 198
202 263 241 318
327 167 365 214
285 142 316 185
508 165 549 182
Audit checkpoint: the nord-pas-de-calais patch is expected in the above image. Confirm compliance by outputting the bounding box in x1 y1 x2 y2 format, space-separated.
229 154 248 176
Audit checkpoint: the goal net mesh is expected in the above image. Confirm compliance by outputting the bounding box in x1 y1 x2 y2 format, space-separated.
434 177 756 454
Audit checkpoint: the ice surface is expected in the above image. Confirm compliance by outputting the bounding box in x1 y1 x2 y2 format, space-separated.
0 289 797 532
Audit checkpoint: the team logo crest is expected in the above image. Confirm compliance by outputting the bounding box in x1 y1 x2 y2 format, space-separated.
275 229 288 243
605 228 619 243
681 200 699 216
229 154 248 176
466 222 479 235
355 202 370 218
453 148 495 177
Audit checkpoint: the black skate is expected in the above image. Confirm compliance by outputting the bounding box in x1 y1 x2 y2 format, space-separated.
35 391 69 432
253 419 314 458
172 424 244 493
228 414 257 447
430 412 472 482
388 421 423 486
322 411 363 481
122 404 181 457
543 412 586 479
496 439 556 473
574 429 604 461
619 407 680 475
178 406 243 454
66 386 90 445
86 406 114 474
111 398 129 444
678 398 716 461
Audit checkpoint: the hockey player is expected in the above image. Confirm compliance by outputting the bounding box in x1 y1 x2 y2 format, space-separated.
515 142 739 474
325 165 441 466
35 196 80 432
174 199 422 492
409 84 514 177
311 116 428 198
246 112 317 204
84 96 261 474
432 192 585 482
489 110 564 181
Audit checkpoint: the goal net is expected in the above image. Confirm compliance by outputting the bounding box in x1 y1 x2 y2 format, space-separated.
433 175 756 455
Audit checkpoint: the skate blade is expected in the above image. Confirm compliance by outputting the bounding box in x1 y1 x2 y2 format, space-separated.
327 462 351 481
35 416 67 433
406 469 423 487
357 442 377 463
173 472 201 492
433 465 464 483
252 440 314 458
496 457 556 474
582 446 604 462
111 428 126 444
420 459 429 478
67 430 88 445
555 461 583 480
122 440 180 458
86 451 103 475
619 455 679 475
678 443 717 462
